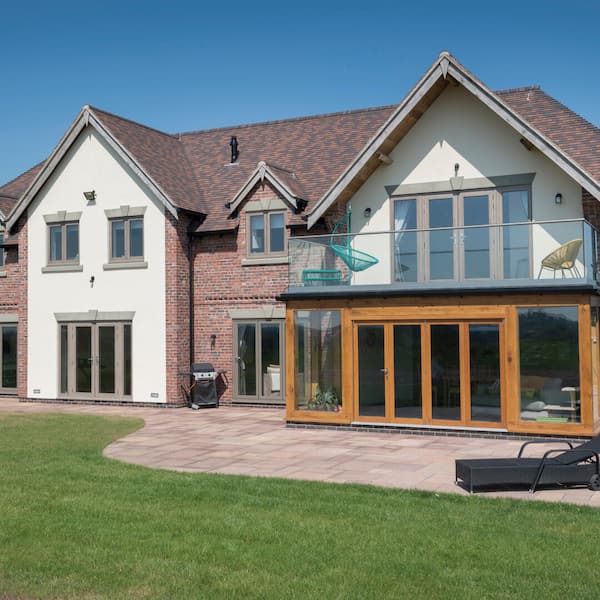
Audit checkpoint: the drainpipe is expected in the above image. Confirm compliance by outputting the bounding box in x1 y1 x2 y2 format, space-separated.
188 233 194 372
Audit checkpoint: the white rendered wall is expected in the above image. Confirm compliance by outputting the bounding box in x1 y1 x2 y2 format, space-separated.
350 85 584 285
27 128 167 402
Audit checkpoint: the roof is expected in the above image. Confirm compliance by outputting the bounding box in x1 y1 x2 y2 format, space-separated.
308 52 600 226
1 52 599 232
496 86 600 183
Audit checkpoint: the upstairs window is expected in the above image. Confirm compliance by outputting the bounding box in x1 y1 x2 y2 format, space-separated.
248 211 286 256
48 222 79 265
110 217 144 262
0 232 4 268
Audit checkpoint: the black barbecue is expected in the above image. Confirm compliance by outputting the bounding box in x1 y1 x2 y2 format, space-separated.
190 362 220 409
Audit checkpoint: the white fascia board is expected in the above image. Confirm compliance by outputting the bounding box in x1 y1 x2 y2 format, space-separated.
6 108 89 230
447 63 600 200
228 162 298 215
308 54 600 228
6 107 179 230
87 111 178 219
307 61 444 229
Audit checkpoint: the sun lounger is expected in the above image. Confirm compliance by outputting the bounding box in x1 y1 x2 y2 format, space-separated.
455 435 600 494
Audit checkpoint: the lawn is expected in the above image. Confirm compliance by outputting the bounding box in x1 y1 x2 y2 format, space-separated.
0 413 597 599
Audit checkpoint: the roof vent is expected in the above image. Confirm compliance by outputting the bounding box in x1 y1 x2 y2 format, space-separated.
229 136 239 163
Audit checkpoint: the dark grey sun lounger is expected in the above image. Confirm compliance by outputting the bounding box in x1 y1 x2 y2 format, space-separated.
455 435 600 494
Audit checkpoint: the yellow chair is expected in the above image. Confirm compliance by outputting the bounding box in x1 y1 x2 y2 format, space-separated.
537 238 583 279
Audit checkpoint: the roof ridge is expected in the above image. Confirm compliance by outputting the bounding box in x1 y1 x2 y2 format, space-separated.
178 104 397 137
87 105 179 140
495 85 541 94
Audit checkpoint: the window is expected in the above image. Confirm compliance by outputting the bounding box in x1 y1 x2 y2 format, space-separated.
48 222 79 265
518 306 580 424
0 232 4 268
110 217 144 262
0 324 17 392
392 187 530 282
248 211 286 256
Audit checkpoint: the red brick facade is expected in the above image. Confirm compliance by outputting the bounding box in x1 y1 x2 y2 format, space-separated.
582 188 600 231
0 218 27 398
192 181 291 405
164 210 191 406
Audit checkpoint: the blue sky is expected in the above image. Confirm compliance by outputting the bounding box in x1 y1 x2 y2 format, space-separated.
0 0 598 185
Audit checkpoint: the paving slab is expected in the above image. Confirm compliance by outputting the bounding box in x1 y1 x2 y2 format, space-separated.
0 398 598 507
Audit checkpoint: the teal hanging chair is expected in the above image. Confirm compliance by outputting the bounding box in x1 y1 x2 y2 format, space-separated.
330 210 379 272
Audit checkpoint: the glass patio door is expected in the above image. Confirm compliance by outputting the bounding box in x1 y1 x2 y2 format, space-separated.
355 320 503 427
234 320 284 404
60 322 130 398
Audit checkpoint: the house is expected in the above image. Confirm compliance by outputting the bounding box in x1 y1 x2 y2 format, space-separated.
1 51 599 437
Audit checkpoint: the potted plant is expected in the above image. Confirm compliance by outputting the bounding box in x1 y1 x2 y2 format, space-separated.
308 385 340 412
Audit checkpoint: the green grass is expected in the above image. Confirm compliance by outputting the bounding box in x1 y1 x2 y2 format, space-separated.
0 413 598 599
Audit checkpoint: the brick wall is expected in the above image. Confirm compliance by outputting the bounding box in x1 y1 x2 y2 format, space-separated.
164 211 191 406
192 181 289 404
582 188 600 231
0 217 27 397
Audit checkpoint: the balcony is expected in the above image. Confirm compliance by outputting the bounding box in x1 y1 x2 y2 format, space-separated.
287 219 600 295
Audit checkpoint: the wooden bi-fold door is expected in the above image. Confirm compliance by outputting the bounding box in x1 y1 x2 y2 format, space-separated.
354 320 505 428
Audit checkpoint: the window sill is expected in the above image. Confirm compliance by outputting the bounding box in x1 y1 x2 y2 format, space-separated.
0 269 6 278
242 256 289 266
103 261 148 271
41 264 83 273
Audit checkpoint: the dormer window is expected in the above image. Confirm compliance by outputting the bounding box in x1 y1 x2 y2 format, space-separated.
248 211 285 256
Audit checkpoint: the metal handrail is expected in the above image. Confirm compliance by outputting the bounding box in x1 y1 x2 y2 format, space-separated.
289 218 597 242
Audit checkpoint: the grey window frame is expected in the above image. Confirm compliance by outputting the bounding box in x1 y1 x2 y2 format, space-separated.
47 221 80 266
109 216 145 263
0 322 18 394
246 210 287 258
0 231 5 269
391 185 532 283
57 320 132 400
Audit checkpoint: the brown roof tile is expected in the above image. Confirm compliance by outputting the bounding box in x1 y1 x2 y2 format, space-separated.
1 85 599 230
498 87 600 183
88 107 207 214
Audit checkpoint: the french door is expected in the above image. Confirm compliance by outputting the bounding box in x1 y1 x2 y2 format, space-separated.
234 320 284 404
355 320 504 427
59 322 132 398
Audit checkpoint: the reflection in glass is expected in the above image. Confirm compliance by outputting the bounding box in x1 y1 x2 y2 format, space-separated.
1 326 17 389
124 324 132 396
261 323 281 396
431 324 460 420
237 324 256 396
130 219 143 257
112 220 126 258
394 199 418 282
469 325 501 422
250 215 265 253
66 224 79 261
50 225 62 261
60 325 68 394
75 326 92 393
463 195 490 279
99 326 116 394
429 198 454 280
269 213 285 253
503 190 530 278
394 325 421 418
518 307 580 423
294 310 341 411
358 325 385 417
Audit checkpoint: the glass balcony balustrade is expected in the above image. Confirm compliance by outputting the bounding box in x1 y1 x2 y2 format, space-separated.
288 219 600 291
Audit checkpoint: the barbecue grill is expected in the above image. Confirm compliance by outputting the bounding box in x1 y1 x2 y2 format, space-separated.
190 362 219 409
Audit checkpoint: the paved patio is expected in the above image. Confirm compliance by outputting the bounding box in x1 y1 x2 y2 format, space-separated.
2 398 599 507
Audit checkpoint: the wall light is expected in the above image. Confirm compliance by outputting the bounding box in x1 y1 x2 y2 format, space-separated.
363 207 372 218
555 193 563 205
83 190 96 202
